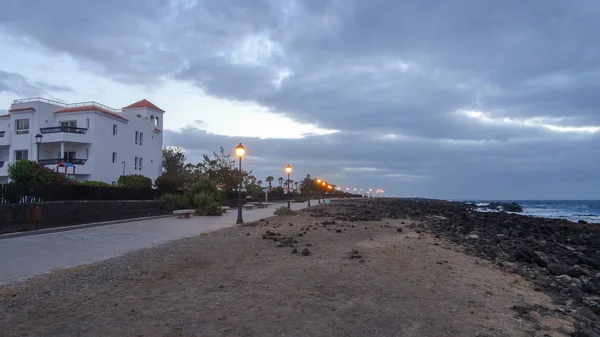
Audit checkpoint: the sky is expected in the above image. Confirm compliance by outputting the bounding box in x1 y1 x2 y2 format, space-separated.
1 0 599 200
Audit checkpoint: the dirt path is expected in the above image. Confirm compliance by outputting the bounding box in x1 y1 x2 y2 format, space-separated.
0 205 573 336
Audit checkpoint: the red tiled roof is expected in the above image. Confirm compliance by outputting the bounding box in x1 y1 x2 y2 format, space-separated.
8 107 35 112
123 99 164 112
153 127 162 133
55 106 128 122
0 113 10 118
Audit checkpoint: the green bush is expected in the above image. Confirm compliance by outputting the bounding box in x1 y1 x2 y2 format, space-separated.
79 180 111 187
157 193 190 211
187 180 225 204
154 173 181 194
8 159 70 184
193 193 223 216
273 206 299 216
118 174 152 188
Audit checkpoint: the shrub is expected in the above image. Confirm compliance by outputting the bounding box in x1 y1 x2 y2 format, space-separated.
154 173 181 195
157 193 190 211
8 159 70 184
79 180 111 187
273 206 299 216
118 174 152 188
187 180 225 204
193 193 223 216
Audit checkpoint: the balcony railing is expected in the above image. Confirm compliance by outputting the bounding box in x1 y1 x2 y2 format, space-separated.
0 131 5 137
38 158 87 165
40 126 88 134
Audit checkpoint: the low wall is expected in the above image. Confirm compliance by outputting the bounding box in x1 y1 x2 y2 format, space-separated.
0 200 170 234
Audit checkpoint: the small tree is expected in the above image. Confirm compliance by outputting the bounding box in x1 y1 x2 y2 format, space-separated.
266 176 274 189
154 173 182 195
8 159 70 184
118 174 152 188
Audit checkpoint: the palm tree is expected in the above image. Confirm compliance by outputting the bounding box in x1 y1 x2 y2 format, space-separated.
294 181 299 191
278 177 284 187
257 180 263 187
266 176 274 189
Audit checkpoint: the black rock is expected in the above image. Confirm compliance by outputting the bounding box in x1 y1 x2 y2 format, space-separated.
397 228 403 233
302 248 311 256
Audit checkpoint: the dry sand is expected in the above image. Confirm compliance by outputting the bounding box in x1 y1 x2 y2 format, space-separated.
0 204 574 336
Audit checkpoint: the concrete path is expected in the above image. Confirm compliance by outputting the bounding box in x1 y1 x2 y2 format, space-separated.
0 200 318 285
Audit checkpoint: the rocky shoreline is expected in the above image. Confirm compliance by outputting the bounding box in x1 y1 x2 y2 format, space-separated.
328 198 600 336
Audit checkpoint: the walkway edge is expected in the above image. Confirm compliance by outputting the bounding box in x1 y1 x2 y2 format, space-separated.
0 214 175 240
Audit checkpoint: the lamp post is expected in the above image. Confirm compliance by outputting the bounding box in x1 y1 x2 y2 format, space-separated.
306 174 311 207
235 143 246 224
35 133 43 163
317 178 322 204
285 164 292 209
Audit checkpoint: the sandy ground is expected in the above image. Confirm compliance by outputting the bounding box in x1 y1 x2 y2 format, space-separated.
0 205 573 337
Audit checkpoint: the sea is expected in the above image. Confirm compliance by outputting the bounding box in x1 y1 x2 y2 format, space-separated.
467 200 600 224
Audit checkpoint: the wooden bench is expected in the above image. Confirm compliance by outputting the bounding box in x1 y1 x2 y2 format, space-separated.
173 209 195 219
221 206 232 213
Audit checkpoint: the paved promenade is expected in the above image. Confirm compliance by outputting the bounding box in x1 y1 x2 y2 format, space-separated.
0 201 317 285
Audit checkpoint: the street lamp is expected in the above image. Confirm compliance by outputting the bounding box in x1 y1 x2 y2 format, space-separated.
306 174 311 207
235 143 246 224
35 133 43 163
285 164 292 209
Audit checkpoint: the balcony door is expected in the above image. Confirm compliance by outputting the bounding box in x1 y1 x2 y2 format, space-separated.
60 121 77 128
63 151 76 163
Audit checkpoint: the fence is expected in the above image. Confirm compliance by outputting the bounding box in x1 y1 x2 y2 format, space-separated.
0 183 155 204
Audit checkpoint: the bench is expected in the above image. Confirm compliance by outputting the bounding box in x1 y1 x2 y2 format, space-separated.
173 209 195 219
243 204 255 210
221 206 232 213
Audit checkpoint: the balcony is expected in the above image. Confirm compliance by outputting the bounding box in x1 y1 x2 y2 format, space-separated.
38 127 91 144
39 158 88 165
40 126 88 134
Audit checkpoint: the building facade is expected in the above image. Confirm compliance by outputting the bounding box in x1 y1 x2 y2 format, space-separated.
0 97 164 184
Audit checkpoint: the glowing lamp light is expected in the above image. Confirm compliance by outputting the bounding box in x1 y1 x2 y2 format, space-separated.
235 143 246 158
285 164 292 173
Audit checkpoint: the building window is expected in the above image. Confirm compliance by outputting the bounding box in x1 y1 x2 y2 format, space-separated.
86 118 90 128
134 156 139 170
135 131 139 144
113 124 118 135
139 157 143 170
139 132 143 145
60 120 77 128
64 151 76 162
15 119 29 135
85 148 89 159
155 116 159 127
112 152 117 163
15 150 28 161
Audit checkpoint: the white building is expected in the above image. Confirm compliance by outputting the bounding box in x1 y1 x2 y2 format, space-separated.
0 97 164 184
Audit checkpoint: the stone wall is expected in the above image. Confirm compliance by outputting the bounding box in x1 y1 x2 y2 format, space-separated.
0 200 170 234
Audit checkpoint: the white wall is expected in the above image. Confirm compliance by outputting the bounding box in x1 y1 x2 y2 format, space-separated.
0 99 164 184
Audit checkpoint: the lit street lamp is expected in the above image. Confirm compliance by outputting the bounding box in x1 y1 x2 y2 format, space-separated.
235 143 246 224
285 164 292 209
35 133 43 163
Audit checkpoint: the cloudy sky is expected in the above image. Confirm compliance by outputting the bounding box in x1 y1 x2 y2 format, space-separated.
1 0 599 200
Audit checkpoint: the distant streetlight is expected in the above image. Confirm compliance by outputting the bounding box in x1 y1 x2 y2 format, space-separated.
35 133 43 163
285 164 292 209
235 143 246 224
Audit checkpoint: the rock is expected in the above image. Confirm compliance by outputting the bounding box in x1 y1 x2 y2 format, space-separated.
513 246 547 267
301 248 311 256
556 275 572 283
291 248 298 254
396 228 403 233
336 229 342 233
465 234 479 241
547 264 587 277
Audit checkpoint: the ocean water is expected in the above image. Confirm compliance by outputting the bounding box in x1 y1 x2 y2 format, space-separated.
470 200 600 224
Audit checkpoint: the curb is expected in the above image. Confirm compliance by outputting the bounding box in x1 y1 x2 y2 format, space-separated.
0 214 175 240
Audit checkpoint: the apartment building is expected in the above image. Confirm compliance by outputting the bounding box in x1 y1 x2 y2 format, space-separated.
0 97 164 184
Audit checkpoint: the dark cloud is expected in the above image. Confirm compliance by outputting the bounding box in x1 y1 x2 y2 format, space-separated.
1 0 599 198
0 70 73 97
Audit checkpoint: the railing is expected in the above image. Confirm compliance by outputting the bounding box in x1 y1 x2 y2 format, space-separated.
0 131 5 137
39 158 87 165
39 126 88 134
13 97 120 113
